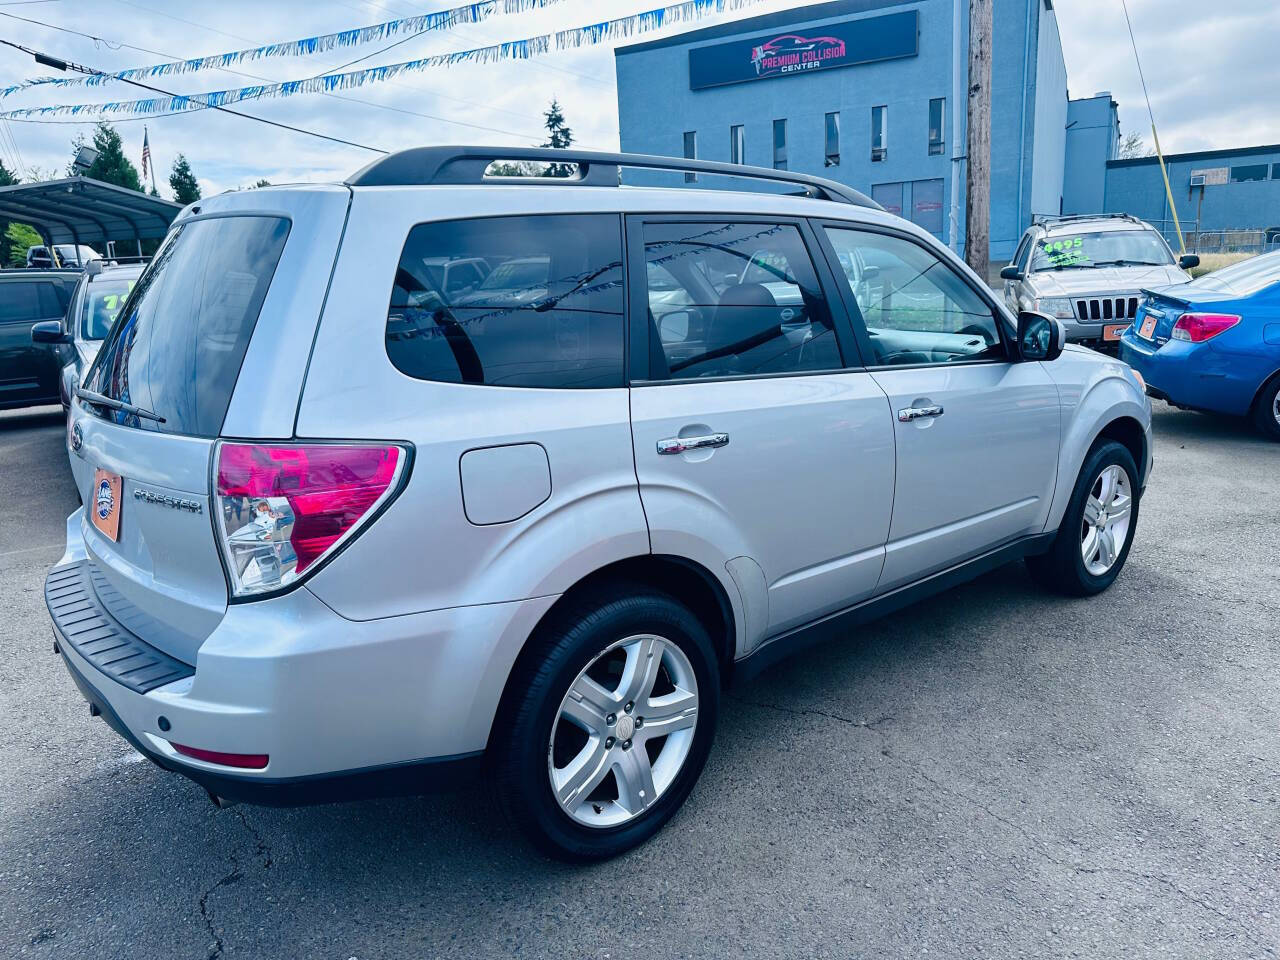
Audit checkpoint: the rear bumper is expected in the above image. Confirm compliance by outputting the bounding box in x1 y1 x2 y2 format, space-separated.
1119 331 1256 417
46 509 558 802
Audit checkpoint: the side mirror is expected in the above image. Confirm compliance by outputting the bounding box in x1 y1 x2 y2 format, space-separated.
1000 265 1022 281
1178 254 1200 270
1017 311 1065 362
31 320 72 345
85 259 104 277
658 311 690 344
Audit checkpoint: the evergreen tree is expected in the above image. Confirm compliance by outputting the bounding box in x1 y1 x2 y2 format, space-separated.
69 123 143 191
540 98 574 178
0 159 18 186
169 153 202 205
253 179 271 188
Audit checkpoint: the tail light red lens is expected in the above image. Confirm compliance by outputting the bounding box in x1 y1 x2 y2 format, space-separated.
1171 313 1240 343
171 742 269 769
214 442 407 598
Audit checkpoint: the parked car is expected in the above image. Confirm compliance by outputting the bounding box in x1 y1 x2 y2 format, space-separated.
1002 214 1198 348
47 148 1151 861
0 269 76 410
1120 249 1280 440
42 262 144 409
26 243 102 269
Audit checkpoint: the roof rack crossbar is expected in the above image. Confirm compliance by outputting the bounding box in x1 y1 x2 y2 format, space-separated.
1032 212 1142 225
347 146 881 210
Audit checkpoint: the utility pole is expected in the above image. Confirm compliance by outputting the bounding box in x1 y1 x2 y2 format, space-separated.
964 0 992 280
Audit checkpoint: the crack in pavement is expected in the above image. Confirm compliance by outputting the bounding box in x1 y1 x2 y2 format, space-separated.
197 863 241 960
233 808 273 870
731 693 1276 957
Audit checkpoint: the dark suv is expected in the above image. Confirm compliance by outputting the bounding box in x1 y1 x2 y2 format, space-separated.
0 269 76 410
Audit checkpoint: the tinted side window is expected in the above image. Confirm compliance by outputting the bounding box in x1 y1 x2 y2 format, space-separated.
641 221 840 380
0 282 41 324
387 215 624 388
824 227 1002 366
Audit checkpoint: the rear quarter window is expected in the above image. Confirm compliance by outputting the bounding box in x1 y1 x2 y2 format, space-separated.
386 214 625 388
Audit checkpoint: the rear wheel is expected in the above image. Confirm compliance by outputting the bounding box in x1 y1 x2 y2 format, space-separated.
1251 375 1280 442
1027 440 1139 596
494 589 719 861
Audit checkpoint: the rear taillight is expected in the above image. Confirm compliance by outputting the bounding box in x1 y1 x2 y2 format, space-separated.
214 442 407 598
1171 313 1240 343
171 742 269 769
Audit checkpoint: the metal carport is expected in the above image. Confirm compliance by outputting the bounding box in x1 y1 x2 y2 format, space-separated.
0 176 182 258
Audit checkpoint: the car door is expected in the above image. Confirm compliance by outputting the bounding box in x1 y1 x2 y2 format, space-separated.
627 216 896 650
817 223 1061 592
0 278 69 408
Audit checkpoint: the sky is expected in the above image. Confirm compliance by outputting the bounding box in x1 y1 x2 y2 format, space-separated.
0 0 1277 198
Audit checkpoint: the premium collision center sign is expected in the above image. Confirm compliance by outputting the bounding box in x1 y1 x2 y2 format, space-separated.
688 10 919 90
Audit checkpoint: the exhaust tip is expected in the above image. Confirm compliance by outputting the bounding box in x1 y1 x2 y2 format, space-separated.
206 789 239 809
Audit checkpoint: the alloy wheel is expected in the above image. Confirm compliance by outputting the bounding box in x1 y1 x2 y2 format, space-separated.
548 634 698 828
1080 464 1133 576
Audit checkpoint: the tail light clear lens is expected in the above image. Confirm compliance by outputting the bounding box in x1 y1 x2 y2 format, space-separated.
214 442 407 598
1171 313 1240 343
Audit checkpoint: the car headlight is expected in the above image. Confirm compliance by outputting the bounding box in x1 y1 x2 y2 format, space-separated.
1033 297 1075 320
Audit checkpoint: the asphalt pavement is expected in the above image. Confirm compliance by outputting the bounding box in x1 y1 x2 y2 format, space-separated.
2 402 1277 960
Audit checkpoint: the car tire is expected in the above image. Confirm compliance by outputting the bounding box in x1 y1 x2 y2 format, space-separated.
1250 375 1280 442
493 587 719 862
1026 440 1140 596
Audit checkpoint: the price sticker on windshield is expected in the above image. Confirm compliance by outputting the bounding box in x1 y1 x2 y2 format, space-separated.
1040 236 1089 268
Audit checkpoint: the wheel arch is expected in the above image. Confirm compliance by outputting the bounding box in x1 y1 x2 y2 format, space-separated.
485 554 739 751
1247 366 1280 416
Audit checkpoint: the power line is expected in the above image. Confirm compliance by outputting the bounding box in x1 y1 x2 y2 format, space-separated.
0 38 390 153
0 9 548 138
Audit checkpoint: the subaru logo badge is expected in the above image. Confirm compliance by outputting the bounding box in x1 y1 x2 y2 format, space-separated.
96 478 114 520
70 421 83 452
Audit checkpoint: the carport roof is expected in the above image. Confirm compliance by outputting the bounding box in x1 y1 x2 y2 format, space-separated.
0 176 182 247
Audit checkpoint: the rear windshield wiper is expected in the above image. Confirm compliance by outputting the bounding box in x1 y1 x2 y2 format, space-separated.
75 386 166 424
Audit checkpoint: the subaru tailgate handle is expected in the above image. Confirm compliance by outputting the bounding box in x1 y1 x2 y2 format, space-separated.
897 404 944 423
657 433 729 455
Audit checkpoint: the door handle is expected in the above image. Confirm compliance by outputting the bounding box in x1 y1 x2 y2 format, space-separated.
897 404 944 423
657 433 729 455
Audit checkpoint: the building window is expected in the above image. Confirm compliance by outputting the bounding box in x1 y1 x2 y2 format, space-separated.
928 98 945 156
773 119 787 170
909 178 945 234
871 182 903 217
1230 164 1269 183
1273 163 1280 180
825 112 840 166
683 131 697 183
730 124 745 165
871 105 887 162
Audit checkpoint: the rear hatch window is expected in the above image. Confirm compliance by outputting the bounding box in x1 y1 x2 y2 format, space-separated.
84 215 290 436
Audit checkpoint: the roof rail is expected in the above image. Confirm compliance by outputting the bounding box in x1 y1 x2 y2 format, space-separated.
1032 212 1142 226
347 145 882 210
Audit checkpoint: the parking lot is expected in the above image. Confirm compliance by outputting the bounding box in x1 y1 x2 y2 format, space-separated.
1 401 1277 959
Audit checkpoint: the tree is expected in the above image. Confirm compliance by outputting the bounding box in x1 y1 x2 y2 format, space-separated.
0 160 17 265
540 98 574 178
0 159 18 186
169 153 201 205
1117 131 1154 160
253 178 271 188
69 122 142 191
5 221 41 267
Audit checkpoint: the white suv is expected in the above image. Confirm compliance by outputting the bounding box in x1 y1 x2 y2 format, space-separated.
48 148 1152 860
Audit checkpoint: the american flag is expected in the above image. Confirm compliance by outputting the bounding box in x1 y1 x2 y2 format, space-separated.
141 127 151 181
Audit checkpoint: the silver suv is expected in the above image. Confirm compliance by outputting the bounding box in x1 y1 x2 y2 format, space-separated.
47 148 1152 860
1001 214 1197 347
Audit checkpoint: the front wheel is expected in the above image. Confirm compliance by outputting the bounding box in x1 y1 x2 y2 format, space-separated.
494 589 719 861
1027 440 1140 596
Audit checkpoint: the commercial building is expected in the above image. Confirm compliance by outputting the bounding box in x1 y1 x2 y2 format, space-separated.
615 0 1280 260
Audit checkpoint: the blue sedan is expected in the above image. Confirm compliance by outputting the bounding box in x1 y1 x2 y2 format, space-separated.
1120 250 1280 440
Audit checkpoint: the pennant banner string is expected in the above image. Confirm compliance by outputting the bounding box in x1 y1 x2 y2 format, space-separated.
0 0 566 99
0 0 768 121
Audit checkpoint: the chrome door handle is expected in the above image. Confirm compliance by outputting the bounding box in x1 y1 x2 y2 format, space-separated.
657 433 729 455
897 404 944 422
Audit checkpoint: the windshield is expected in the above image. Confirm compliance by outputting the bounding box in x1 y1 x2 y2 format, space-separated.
1186 250 1280 297
85 215 290 436
80 275 138 339
1030 229 1174 271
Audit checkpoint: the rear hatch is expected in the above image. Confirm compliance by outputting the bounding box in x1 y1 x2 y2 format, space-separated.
67 188 350 665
